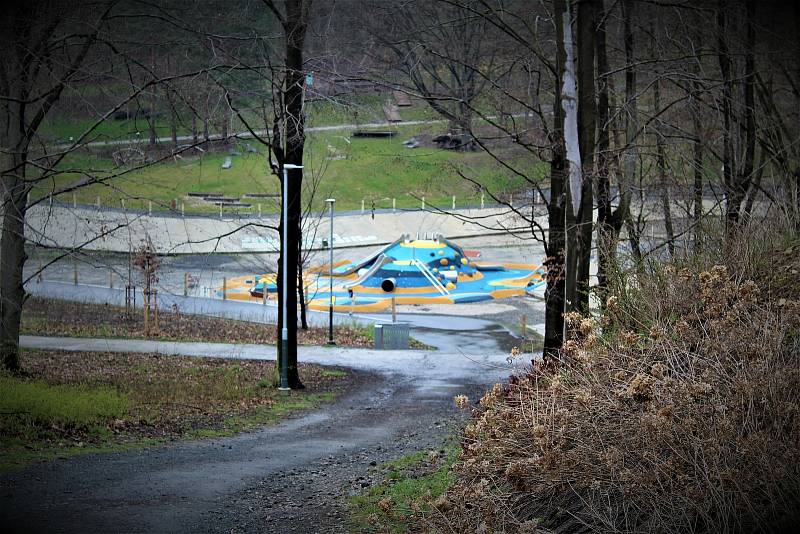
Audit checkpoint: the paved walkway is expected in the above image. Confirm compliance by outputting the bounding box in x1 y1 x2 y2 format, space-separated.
6 335 517 533
19 335 515 383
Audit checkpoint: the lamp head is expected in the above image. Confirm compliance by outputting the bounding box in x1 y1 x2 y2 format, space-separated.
283 163 304 170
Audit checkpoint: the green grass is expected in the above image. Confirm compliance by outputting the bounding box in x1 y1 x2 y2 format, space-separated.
1 349 352 474
349 447 458 533
183 392 337 439
0 373 130 431
37 122 547 214
321 369 348 378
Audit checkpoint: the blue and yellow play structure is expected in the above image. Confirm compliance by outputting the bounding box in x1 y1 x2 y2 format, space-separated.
220 235 545 312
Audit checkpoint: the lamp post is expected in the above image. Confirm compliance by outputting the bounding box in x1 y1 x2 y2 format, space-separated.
280 163 303 391
325 198 336 345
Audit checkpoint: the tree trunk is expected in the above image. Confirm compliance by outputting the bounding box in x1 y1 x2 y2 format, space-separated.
169 92 179 150
692 75 704 253
148 95 157 146
717 0 740 234
622 0 641 262
653 63 675 256
544 0 568 359
572 0 595 314
298 232 308 330
0 152 27 372
274 0 310 390
595 0 613 296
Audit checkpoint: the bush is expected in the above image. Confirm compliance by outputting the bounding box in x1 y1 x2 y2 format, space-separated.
431 227 800 533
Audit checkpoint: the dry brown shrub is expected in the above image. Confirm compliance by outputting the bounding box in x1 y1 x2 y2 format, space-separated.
430 227 800 533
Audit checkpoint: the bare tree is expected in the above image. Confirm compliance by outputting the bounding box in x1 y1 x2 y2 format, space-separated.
0 1 110 371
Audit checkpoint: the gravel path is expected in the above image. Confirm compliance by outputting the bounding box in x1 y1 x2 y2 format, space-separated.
2 336 515 533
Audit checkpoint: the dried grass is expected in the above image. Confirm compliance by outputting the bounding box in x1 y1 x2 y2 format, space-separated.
431 221 800 533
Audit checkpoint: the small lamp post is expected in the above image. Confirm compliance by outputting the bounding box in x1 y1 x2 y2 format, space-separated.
325 198 336 345
280 163 303 391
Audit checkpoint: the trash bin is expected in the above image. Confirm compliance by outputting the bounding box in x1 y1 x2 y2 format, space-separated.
374 323 410 350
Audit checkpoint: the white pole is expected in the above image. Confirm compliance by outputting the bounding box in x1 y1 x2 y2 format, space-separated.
181 203 185 217
392 198 396 212
452 195 456 210
258 203 262 218
361 199 364 214
481 192 485 209
149 201 152 215
421 196 425 210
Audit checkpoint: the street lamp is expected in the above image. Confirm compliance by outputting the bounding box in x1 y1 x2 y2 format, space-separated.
325 198 336 345
280 163 303 391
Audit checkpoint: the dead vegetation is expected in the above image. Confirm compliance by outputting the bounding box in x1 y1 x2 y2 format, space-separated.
430 223 800 533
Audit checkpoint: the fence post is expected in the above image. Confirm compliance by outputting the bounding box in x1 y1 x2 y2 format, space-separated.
96 196 100 209
481 192 485 209
73 261 78 285
361 199 365 214
184 273 189 297
222 277 227 300
219 203 223 220
148 201 152 215
452 195 456 210
509 193 513 208
109 270 114 289
258 203 262 217
73 193 77 208
521 314 527 341
181 203 185 217
421 196 425 210
37 259 43 283
391 297 397 323
262 284 267 305
392 198 396 212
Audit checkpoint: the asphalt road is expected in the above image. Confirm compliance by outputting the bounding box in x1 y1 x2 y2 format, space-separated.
1 334 518 533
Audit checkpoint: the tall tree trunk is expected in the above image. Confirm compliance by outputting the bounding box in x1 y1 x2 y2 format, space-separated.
274 0 310 390
595 0 613 298
543 0 568 358
571 0 595 314
0 148 27 372
653 72 675 256
717 0 739 234
692 82 704 253
621 0 641 261
148 94 157 146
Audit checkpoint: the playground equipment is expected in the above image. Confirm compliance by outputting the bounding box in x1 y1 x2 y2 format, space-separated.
219 234 545 313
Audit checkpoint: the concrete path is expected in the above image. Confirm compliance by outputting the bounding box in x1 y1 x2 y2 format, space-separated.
18 335 516 383
3 335 517 533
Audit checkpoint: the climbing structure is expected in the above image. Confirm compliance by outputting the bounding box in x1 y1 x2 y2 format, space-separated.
220 235 545 312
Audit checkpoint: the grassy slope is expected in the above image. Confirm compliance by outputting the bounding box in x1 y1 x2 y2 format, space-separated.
36 96 547 214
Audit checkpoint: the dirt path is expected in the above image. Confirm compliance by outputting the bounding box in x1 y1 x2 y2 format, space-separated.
2 337 512 533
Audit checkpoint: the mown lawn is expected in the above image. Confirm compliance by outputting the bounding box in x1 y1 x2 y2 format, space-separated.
38 122 545 214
